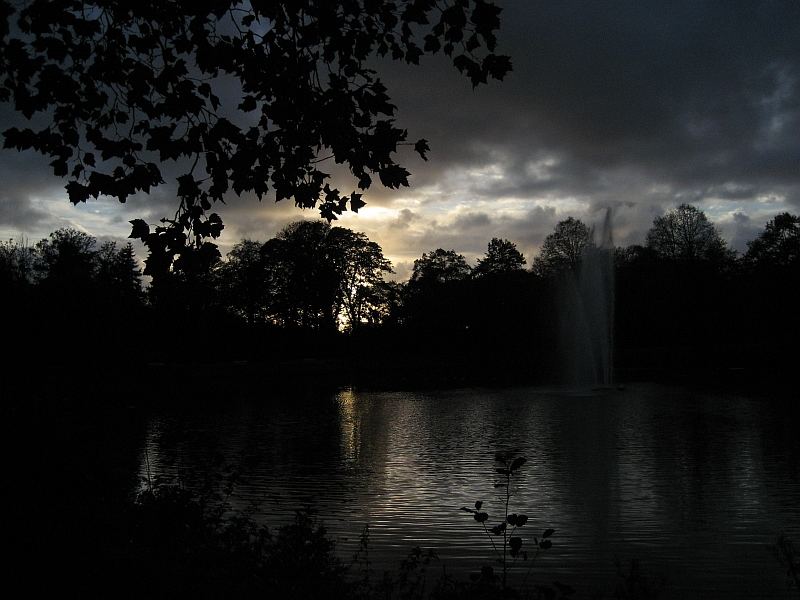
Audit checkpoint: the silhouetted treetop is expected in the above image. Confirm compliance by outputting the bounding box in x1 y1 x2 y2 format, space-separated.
241 220 393 329
0 237 36 286
35 227 97 289
95 240 143 300
267 220 340 329
645 204 732 263
409 248 471 286
744 212 800 269
614 244 654 269
4 228 146 318
215 239 269 326
532 217 592 277
0 0 511 278
326 226 393 330
474 237 525 277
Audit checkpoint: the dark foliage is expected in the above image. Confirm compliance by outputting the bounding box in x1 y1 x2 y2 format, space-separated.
744 212 800 271
3 208 800 387
473 237 526 278
410 248 473 285
2 228 145 366
532 217 592 277
1 0 511 278
645 204 733 264
123 487 352 599
236 220 394 330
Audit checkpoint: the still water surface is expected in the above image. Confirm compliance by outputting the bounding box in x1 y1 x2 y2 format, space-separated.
139 383 800 598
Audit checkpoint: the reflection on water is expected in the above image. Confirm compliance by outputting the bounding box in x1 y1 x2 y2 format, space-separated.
337 389 360 463
137 383 800 599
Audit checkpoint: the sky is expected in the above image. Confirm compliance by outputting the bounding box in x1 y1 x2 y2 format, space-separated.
1 0 799 281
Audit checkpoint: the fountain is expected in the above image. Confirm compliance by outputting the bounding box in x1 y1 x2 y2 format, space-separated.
557 208 615 387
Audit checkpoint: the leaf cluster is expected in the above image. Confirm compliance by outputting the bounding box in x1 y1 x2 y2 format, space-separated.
461 453 556 591
1 0 511 277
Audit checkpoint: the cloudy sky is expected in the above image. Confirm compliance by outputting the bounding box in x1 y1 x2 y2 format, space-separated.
1 1 799 280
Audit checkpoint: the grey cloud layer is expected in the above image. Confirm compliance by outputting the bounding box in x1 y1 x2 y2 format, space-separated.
1 1 798 267
380 0 800 201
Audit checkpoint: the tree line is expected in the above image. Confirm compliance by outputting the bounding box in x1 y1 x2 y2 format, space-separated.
2 204 798 383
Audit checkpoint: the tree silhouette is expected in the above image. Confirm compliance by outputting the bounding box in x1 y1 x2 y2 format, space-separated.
147 241 221 325
253 221 391 331
6 219 800 379
1 1 510 277
215 239 268 326
259 236 295 327
473 237 525 277
403 248 472 343
409 248 472 286
744 212 800 270
274 220 340 330
363 279 405 328
614 244 655 269
645 204 732 263
95 241 143 302
532 217 592 277
0 238 37 330
738 212 800 371
326 227 393 331
0 237 36 287
34 227 97 292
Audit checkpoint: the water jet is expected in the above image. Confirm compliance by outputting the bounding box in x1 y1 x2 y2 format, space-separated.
557 208 615 387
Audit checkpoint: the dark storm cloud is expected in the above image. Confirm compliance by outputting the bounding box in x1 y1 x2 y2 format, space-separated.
378 0 800 201
453 212 492 229
0 140 62 233
390 208 421 230
0 193 48 231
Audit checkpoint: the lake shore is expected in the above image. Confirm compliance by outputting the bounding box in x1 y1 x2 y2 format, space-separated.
5 349 795 411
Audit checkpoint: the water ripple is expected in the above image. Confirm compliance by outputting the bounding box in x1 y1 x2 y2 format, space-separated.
138 383 800 599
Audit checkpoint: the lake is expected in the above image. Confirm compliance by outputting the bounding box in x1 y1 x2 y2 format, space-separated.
138 382 800 598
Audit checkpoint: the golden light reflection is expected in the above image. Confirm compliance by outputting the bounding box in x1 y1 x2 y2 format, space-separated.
337 388 360 462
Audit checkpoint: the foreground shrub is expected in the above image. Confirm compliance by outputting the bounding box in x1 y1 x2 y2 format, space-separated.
121 485 349 599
